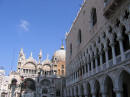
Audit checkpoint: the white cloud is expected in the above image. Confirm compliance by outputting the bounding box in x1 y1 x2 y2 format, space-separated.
19 19 30 32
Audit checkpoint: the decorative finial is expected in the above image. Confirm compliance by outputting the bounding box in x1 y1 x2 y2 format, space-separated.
18 48 25 62
30 52 32 57
39 49 42 59
20 48 23 52
46 54 49 59
60 40 64 50
38 49 42 64
20 48 24 56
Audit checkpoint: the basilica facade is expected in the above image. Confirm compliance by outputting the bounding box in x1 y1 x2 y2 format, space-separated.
64 0 130 97
0 44 66 97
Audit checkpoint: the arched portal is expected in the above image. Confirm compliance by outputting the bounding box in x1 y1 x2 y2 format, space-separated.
23 78 36 91
10 79 17 97
104 76 116 97
21 78 36 97
118 70 130 97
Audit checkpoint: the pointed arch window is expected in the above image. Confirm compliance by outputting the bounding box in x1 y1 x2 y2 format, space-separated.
78 29 82 44
91 8 97 27
70 43 72 56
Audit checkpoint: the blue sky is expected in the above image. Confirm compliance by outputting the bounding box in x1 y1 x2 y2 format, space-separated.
0 0 82 75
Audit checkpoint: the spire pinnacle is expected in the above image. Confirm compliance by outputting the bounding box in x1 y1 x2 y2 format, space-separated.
19 48 24 57
46 54 49 60
30 52 33 57
38 49 42 64
39 49 42 59
60 40 64 50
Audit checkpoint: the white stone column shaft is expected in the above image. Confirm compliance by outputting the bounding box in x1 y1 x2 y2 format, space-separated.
95 57 98 73
111 45 116 64
83 83 87 96
87 63 90 76
116 92 122 97
128 34 130 45
105 49 109 68
92 94 96 97
114 89 123 97
119 40 125 61
102 93 107 97
91 60 93 74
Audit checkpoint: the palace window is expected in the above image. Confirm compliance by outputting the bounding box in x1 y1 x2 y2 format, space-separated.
58 69 60 75
62 65 64 69
91 8 97 27
122 25 130 51
78 29 82 44
86 63 88 72
123 10 130 20
70 43 72 56
62 70 64 75
114 33 120 56
96 48 100 66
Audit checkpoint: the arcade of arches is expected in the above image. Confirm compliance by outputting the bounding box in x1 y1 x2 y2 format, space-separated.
65 70 130 97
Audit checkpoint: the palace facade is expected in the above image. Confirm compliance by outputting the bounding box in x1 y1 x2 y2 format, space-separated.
65 0 130 97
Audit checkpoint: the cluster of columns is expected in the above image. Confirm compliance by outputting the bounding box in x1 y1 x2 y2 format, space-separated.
21 69 36 74
66 7 130 86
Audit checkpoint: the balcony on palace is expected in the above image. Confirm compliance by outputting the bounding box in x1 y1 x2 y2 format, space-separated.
67 49 130 86
103 0 125 18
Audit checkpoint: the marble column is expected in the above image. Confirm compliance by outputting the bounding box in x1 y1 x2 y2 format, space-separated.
78 85 82 97
91 86 96 97
92 93 96 97
104 47 109 68
83 82 87 97
99 52 103 69
87 62 90 76
102 93 107 97
101 84 107 97
95 56 98 73
119 40 125 61
111 43 116 65
84 82 89 97
74 72 76 82
114 89 123 97
90 59 94 75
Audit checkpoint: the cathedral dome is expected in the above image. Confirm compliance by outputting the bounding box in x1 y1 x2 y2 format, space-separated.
42 59 51 65
26 53 37 65
22 52 37 69
53 45 66 62
42 58 51 71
